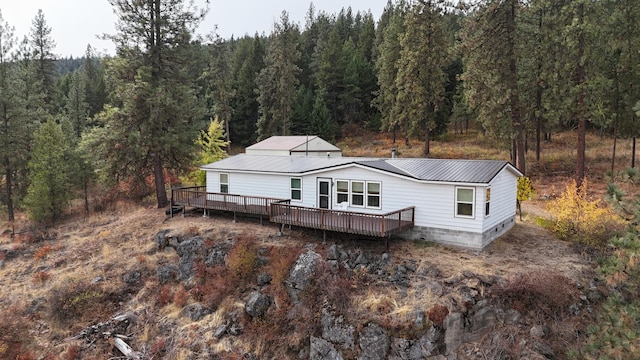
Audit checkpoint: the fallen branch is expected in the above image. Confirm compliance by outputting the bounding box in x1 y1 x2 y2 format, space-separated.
113 338 142 359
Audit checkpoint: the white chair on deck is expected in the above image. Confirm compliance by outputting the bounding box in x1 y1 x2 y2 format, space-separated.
335 202 349 213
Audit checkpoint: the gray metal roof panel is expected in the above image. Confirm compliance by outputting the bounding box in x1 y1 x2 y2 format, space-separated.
245 136 318 150
202 155 517 183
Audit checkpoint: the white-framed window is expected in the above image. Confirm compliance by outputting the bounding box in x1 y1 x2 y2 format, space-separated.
290 177 302 201
219 173 229 193
485 188 491 217
336 180 349 204
456 187 475 218
351 181 365 207
336 179 381 209
367 182 381 209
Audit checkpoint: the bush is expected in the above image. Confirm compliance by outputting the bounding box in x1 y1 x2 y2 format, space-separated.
427 304 449 327
226 234 259 281
546 179 616 246
48 281 114 326
490 270 577 319
0 308 30 359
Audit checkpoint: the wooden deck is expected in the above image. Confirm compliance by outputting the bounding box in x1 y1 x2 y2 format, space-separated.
171 187 288 216
270 203 415 238
171 187 415 238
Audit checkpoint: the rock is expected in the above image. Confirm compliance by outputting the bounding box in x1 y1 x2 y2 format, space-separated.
529 325 546 339
257 273 272 286
122 270 141 286
423 280 445 297
0 259 4 269
504 309 522 325
357 323 390 360
157 264 179 284
409 327 441 359
228 321 243 335
443 312 464 355
214 324 227 339
26 297 47 315
321 307 355 350
176 237 206 280
413 310 426 329
183 303 207 321
310 336 344 360
154 229 172 251
466 303 496 342
245 292 272 318
532 341 554 358
286 250 322 302
327 245 340 261
389 338 412 360
90 276 104 284
205 241 232 267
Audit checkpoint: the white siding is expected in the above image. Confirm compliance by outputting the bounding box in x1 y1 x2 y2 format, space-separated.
309 167 484 233
482 168 518 233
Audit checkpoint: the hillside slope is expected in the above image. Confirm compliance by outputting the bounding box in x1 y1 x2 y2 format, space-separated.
0 201 601 359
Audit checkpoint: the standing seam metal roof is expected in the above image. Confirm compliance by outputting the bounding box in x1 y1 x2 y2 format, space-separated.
201 154 519 184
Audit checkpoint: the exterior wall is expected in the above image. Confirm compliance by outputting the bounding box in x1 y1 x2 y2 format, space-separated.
482 168 518 233
204 164 518 249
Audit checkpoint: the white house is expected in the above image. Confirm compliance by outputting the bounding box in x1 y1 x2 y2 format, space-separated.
245 136 343 157
199 154 522 250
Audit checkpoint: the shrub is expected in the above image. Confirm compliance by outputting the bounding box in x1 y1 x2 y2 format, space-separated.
34 245 52 260
490 270 577 319
48 281 111 326
157 285 174 307
546 179 615 246
173 286 189 308
32 271 51 284
0 308 30 359
226 234 259 281
427 304 449 327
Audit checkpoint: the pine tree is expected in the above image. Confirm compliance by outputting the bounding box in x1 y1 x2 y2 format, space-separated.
206 35 234 150
94 0 208 207
393 0 447 155
29 9 57 113
65 71 89 138
24 119 71 224
256 11 301 140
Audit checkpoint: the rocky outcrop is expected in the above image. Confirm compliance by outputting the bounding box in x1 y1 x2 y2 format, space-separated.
286 250 322 302
244 292 272 318
310 336 344 360
357 323 390 360
321 307 355 350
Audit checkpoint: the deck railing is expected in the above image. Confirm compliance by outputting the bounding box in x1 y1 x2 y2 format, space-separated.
171 187 288 216
270 203 415 238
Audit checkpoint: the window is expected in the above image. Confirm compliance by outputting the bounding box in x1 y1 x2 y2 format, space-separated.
219 173 229 193
456 187 474 217
351 181 364 206
336 179 381 209
367 182 381 208
485 188 491 216
336 180 349 204
291 177 302 201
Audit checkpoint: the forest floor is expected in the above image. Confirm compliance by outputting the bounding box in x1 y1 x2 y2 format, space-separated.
0 129 630 359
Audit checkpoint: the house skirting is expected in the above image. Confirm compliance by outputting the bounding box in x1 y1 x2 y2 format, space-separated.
398 215 516 250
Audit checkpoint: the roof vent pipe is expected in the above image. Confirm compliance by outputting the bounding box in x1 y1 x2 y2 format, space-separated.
391 148 396 159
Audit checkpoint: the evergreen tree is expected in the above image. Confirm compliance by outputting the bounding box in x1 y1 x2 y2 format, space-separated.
256 11 301 139
94 0 208 207
206 34 234 149
29 9 57 112
393 0 447 155
82 45 107 118
229 35 264 146
24 119 71 224
193 117 229 185
65 71 89 138
374 8 406 143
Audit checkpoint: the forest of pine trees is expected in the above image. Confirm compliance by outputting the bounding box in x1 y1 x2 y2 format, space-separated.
1 0 640 222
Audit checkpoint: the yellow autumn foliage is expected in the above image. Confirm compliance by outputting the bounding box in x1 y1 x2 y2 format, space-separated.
546 179 615 246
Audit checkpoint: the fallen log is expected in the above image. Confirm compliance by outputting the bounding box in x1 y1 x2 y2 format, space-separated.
113 338 142 359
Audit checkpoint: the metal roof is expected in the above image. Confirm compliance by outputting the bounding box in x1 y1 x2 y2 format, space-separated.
245 136 340 151
201 154 520 184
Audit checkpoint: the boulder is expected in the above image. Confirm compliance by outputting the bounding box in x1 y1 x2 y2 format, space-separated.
245 292 272 318
321 307 355 350
183 303 207 321
408 327 440 359
176 237 206 280
310 336 344 360
257 273 272 286
157 264 179 284
357 323 390 360
122 270 141 286
154 229 172 251
205 241 232 267
286 250 322 302
443 312 464 355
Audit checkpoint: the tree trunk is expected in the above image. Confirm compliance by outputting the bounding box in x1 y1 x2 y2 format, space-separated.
575 3 586 186
633 138 637 168
4 156 14 222
507 0 525 175
153 153 168 208
424 127 430 156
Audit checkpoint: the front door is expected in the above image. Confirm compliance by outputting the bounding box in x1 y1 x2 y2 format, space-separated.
318 178 331 209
